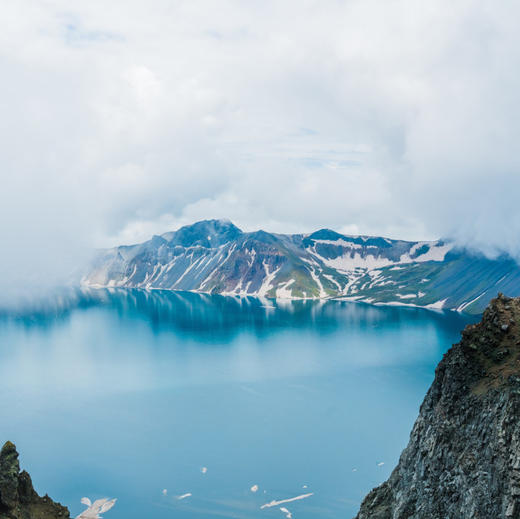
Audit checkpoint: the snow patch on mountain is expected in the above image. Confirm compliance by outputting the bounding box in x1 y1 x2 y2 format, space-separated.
276 279 295 299
400 242 453 263
315 251 394 272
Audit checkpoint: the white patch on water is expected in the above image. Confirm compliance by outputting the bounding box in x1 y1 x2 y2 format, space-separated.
260 493 314 509
77 497 116 518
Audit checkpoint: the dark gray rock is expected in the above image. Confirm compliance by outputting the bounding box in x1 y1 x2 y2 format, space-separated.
355 293 520 519
0 442 69 519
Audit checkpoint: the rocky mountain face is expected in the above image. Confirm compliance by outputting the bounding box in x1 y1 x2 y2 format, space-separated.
355 294 520 519
83 219 520 314
0 441 69 519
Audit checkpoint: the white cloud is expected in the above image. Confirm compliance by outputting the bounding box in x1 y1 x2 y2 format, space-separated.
1 0 519 293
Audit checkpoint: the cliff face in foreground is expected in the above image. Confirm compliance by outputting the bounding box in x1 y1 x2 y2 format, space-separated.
0 441 69 519
356 294 520 519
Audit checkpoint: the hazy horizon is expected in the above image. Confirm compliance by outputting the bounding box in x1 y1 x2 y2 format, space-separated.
2 0 520 293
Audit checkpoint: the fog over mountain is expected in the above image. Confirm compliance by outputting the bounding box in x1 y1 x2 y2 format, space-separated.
1 0 520 294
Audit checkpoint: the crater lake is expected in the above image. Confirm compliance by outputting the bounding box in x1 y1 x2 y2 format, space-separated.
0 289 476 519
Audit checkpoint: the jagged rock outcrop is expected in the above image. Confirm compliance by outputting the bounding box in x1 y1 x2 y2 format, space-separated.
355 293 520 519
0 441 69 519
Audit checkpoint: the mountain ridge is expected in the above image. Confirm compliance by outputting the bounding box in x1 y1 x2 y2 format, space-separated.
83 219 520 314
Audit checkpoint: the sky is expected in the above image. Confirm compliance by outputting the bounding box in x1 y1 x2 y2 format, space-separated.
1 0 520 290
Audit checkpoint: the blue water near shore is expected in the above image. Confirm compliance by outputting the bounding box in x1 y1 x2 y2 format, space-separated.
0 289 476 519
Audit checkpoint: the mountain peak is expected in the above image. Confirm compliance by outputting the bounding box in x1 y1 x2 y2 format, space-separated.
307 228 346 241
162 219 242 247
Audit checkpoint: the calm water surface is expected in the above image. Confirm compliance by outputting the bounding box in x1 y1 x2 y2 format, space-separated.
0 289 476 519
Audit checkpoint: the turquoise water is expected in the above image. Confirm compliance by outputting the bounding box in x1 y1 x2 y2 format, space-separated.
0 289 475 519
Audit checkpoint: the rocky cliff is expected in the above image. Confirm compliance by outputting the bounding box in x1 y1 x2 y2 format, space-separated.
0 441 69 519
355 293 520 519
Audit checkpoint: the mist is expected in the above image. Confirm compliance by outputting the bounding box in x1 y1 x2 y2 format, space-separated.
1 0 520 297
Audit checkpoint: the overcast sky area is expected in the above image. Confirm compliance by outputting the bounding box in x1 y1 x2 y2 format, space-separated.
1 0 520 291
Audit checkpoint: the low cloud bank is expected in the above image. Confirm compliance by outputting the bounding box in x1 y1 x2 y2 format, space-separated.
1 0 520 297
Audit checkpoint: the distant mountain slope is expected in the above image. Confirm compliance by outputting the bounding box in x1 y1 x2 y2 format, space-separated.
83 219 520 314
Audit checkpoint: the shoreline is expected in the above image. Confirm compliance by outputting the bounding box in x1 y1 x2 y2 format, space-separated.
81 282 475 315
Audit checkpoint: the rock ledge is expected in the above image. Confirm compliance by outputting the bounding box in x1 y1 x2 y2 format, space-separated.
0 441 69 519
